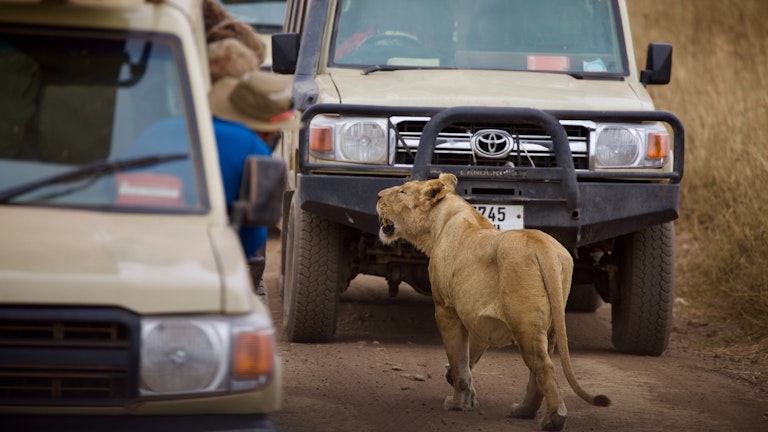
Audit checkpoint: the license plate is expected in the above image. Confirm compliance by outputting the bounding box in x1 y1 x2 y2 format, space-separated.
472 204 524 231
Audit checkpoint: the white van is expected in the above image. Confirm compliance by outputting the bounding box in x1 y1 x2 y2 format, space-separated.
0 1 283 430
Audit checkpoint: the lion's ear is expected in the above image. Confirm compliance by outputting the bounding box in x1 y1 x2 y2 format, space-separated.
423 177 451 204
438 173 457 191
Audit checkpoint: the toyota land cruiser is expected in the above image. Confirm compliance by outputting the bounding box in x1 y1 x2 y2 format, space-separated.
272 0 684 357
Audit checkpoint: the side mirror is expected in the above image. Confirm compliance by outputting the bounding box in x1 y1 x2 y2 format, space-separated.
640 42 673 86
231 156 286 229
271 32 300 74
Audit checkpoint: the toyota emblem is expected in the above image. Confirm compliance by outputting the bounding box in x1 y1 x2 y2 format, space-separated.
471 129 514 159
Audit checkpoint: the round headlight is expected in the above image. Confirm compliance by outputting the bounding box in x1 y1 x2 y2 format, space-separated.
339 121 388 163
141 320 226 394
595 127 640 167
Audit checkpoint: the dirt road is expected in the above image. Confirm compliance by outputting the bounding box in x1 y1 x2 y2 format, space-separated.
262 233 767 432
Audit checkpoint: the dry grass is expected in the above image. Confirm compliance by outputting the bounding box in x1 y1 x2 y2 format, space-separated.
627 0 768 382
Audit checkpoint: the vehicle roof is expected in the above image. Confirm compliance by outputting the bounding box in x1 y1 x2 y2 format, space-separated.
0 0 204 17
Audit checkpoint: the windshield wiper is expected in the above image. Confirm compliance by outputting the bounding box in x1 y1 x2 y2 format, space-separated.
0 153 188 203
567 71 624 80
361 64 416 75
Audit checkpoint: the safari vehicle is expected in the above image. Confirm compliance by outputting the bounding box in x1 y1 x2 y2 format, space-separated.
0 0 283 430
271 0 684 357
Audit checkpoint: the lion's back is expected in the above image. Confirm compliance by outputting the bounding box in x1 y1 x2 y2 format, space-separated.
493 229 573 284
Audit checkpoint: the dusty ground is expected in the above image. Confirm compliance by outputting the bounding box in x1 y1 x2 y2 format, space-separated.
262 233 768 432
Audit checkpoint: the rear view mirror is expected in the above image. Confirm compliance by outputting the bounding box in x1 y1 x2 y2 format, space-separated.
640 43 673 86
271 32 300 74
231 156 286 228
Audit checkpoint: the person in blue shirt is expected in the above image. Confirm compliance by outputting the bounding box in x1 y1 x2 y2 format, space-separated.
208 70 301 259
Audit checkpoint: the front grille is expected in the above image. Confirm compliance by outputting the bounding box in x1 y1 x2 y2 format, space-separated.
392 118 591 169
0 307 140 406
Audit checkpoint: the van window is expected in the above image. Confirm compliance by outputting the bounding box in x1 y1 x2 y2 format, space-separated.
0 26 206 211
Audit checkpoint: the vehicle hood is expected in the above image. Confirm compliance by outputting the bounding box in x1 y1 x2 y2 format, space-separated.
325 68 654 110
0 207 226 314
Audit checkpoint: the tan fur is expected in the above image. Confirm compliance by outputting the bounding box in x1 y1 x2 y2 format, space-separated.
206 19 266 66
208 38 262 82
202 0 266 66
377 173 609 431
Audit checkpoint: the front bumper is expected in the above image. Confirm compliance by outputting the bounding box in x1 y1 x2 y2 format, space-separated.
297 174 678 248
0 414 275 432
296 105 684 248
0 306 281 415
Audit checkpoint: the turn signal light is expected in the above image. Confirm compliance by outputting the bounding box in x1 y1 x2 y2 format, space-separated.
310 126 333 153
233 331 275 379
646 133 670 159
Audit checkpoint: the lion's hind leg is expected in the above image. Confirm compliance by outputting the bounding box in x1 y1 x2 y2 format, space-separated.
509 329 558 420
435 304 478 411
513 329 567 431
509 370 542 419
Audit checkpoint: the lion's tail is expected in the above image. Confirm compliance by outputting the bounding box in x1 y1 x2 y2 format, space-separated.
538 246 612 408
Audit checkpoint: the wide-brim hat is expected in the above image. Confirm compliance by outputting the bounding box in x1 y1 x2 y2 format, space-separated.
209 71 302 132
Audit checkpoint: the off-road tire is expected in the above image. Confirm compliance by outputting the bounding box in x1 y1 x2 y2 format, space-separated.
282 194 341 343
611 222 675 356
278 190 294 299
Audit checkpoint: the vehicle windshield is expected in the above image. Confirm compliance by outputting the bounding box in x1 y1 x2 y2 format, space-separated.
0 27 206 211
332 0 626 76
220 0 287 34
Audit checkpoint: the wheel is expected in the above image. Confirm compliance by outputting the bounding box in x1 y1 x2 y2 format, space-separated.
611 222 675 356
278 190 293 299
357 32 424 50
340 33 422 63
566 283 601 313
341 32 449 65
281 194 341 342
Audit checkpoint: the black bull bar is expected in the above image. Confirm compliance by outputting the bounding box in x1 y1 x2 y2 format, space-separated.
295 104 684 248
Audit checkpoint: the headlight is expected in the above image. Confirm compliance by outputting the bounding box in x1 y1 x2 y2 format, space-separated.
141 319 227 394
140 314 275 397
593 123 670 169
309 116 391 164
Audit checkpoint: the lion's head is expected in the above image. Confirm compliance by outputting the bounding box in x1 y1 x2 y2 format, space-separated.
376 173 458 250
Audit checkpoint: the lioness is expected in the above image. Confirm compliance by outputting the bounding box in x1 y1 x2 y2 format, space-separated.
377 173 610 431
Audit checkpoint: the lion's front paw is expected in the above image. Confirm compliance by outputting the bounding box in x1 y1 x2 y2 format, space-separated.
444 395 470 411
443 392 478 411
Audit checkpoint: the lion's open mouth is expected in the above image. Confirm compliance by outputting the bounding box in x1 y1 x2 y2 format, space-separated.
380 218 395 235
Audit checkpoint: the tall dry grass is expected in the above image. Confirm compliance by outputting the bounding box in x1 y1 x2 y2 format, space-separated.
627 1 768 348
